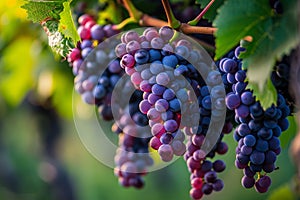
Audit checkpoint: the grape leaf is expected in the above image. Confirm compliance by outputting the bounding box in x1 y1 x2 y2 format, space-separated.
214 0 299 109
21 0 66 23
247 78 277 109
58 1 80 44
196 0 225 22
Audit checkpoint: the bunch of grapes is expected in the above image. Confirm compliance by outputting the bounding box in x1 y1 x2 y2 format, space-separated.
217 46 292 193
271 56 295 110
115 26 232 199
184 86 232 199
64 10 295 198
66 13 155 188
68 14 119 76
113 89 153 188
67 14 122 120
34 0 297 197
116 27 192 162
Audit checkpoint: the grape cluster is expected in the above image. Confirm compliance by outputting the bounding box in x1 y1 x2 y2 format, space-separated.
41 1 295 198
116 27 196 162
116 26 230 199
271 56 295 110
68 14 119 76
218 46 291 193
67 14 154 188
67 14 122 120
184 82 232 199
113 89 153 188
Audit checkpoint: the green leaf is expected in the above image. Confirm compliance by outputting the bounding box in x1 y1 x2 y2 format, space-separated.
280 116 298 148
196 0 225 22
21 0 65 23
247 78 277 109
58 1 80 44
42 20 74 57
214 0 299 108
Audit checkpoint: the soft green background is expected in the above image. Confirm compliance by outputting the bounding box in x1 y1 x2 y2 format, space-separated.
0 1 298 200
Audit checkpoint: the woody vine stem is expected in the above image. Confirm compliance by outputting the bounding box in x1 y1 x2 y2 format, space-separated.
116 0 217 35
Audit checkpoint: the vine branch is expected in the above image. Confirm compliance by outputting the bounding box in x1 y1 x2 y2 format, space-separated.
120 0 142 20
161 0 180 29
119 0 216 35
139 14 217 35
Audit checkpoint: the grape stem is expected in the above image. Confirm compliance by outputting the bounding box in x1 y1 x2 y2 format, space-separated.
161 0 181 29
114 17 137 30
179 23 216 35
120 0 143 21
119 0 217 35
188 0 215 26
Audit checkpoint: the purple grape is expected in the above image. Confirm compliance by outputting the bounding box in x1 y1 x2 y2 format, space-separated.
235 70 246 82
149 49 162 62
235 105 250 118
241 145 253 155
162 55 178 68
226 93 241 109
90 24 105 40
202 183 213 195
169 99 181 112
152 84 166 96
160 133 173 144
241 176 255 188
149 61 164 75
268 137 280 150
164 119 178 132
250 150 265 165
212 179 224 192
134 49 149 64
155 99 169 112
124 31 139 43
158 144 174 162
148 93 160 105
156 72 170 86
243 167 256 177
190 188 203 200
163 88 175 100
121 54 135 68
151 37 164 49
126 40 141 53
159 26 174 41
175 45 190 60
241 91 254 105
223 59 237 73
204 171 217 183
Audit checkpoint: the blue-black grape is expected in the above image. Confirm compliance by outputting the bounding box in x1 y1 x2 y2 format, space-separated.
218 45 293 193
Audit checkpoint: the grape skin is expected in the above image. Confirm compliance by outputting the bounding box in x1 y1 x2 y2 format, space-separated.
218 46 292 192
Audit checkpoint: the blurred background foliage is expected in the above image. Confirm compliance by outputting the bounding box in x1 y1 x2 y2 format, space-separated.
0 0 299 200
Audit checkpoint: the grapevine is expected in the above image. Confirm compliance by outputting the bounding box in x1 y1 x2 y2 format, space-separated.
18 0 300 200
